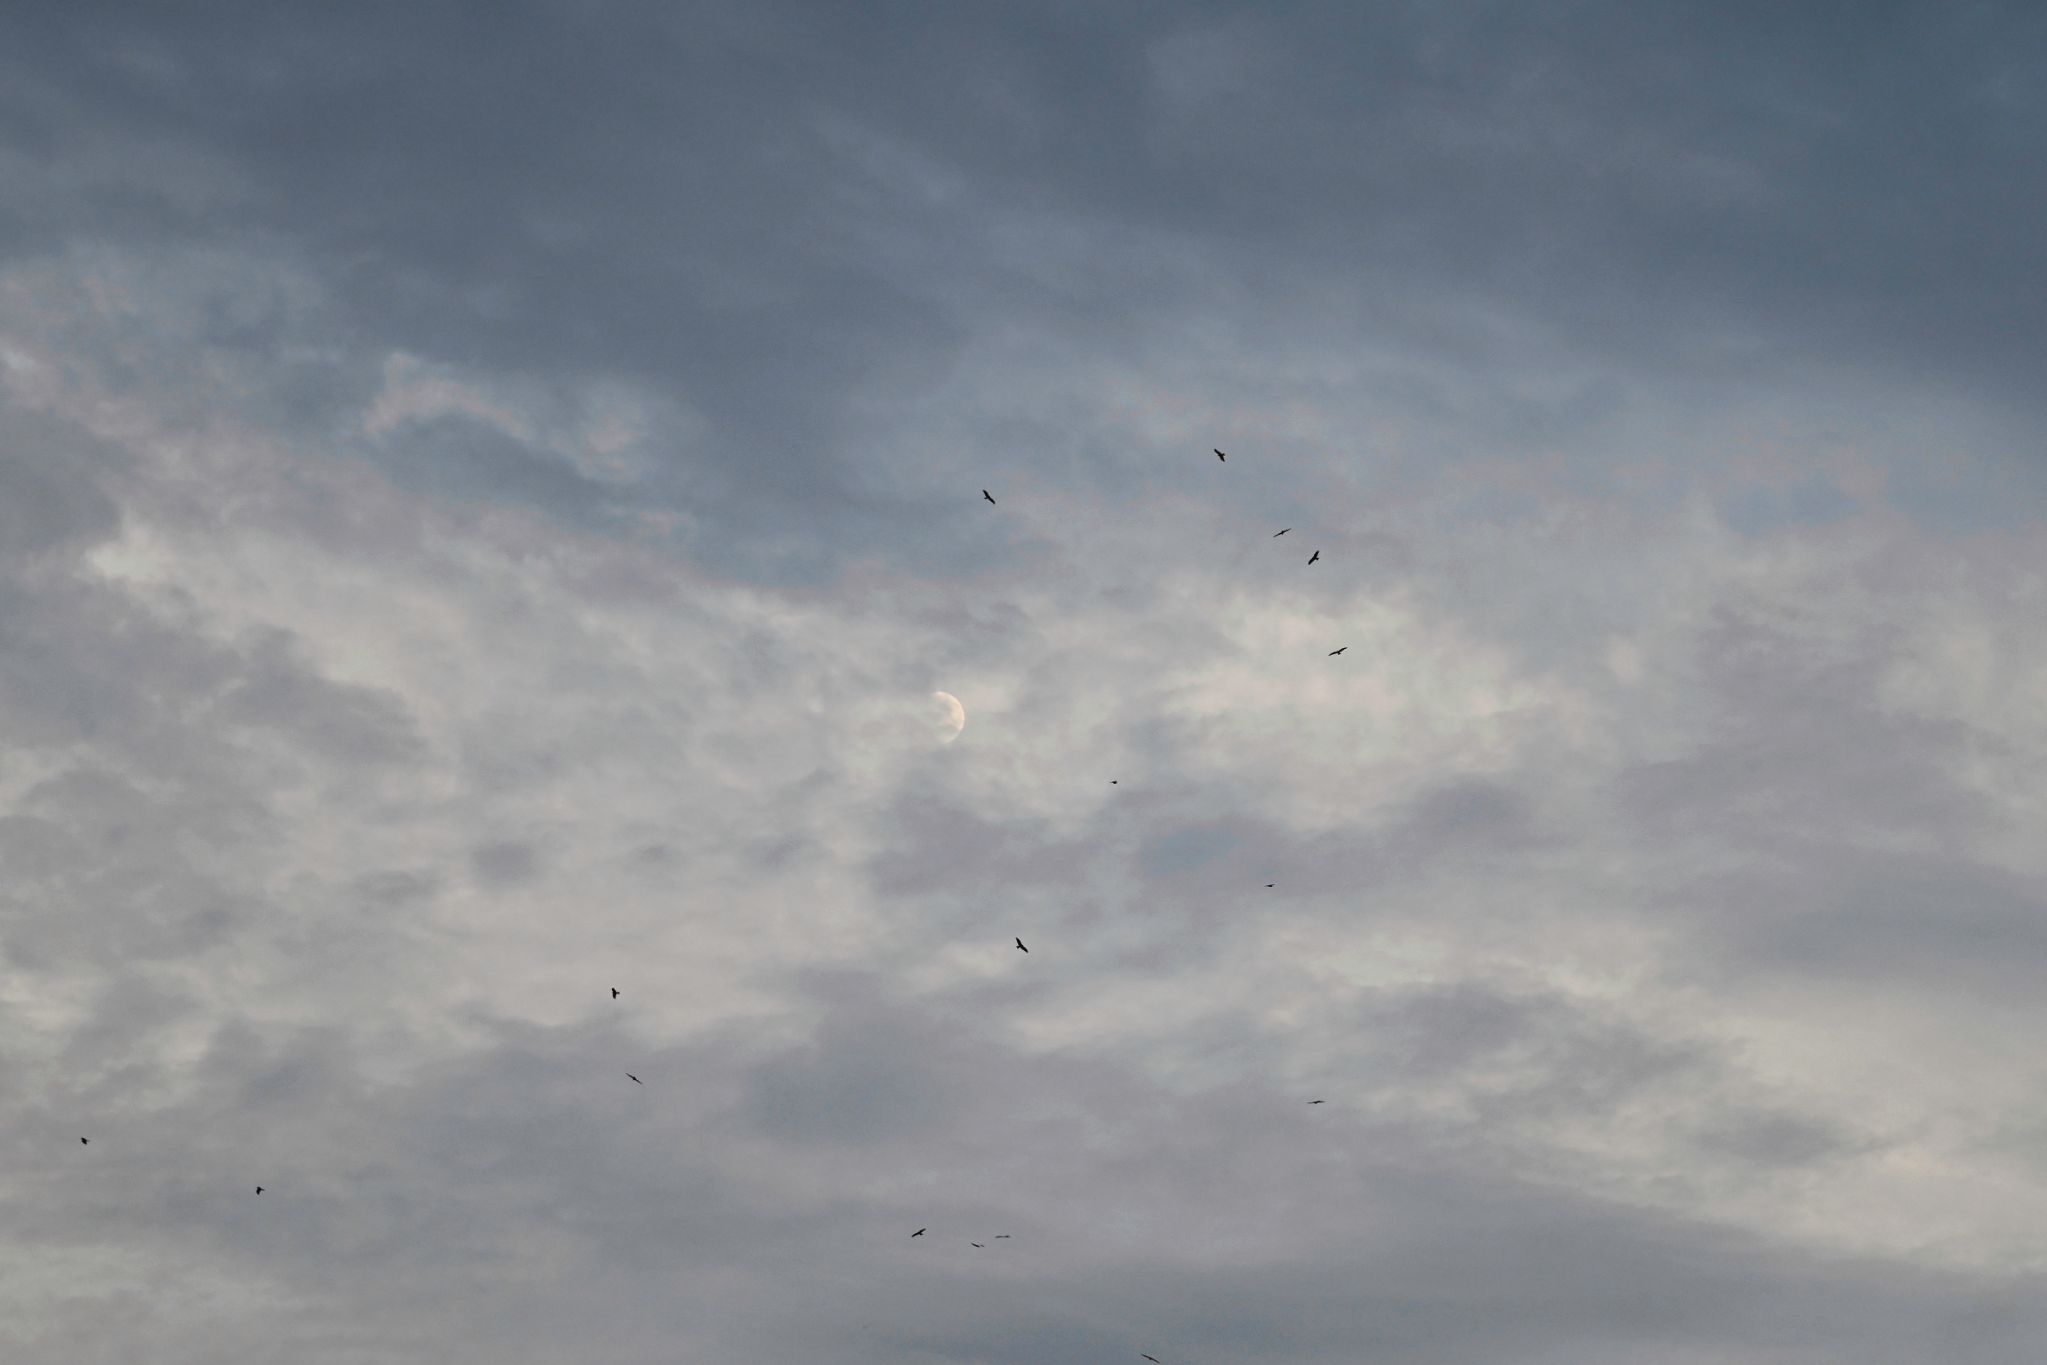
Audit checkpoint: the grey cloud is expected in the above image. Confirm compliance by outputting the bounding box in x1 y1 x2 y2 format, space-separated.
0 407 124 564
1692 1105 1882 1170
363 412 617 522
212 626 424 764
867 792 1101 897
10 1 2042 582
469 839 542 889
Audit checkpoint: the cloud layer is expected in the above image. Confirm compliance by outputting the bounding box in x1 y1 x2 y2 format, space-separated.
5 4 2047 1361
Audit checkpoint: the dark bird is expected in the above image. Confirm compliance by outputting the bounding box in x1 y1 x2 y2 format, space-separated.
611 987 619 999
971 1242 984 1248
1308 550 1320 564
911 1228 926 1238
1015 937 1028 953
1144 1356 1162 1363
80 1137 88 1146
1110 780 1117 784
1266 883 1275 888
1308 1100 1325 1105
1214 449 1226 461
256 1186 265 1193
994 1234 1011 1238
1273 528 1290 537
626 1073 642 1084
1329 647 1347 656
983 489 996 504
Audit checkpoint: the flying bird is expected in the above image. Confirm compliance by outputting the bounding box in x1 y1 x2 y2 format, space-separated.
1015 937 1028 953
1308 550 1319 564
80 1138 88 1146
256 1186 265 1193
983 489 996 504
911 1228 926 1238
1329 647 1347 656
1266 883 1275 888
626 1073 642 1085
1144 1356 1162 1363
1110 780 1117 784
1308 1099 1325 1105
611 987 619 999
971 1242 984 1248
1214 449 1226 462
1273 528 1290 537
994 1234 1011 1238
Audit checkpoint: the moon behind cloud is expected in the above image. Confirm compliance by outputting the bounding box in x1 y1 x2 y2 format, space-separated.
932 691 966 743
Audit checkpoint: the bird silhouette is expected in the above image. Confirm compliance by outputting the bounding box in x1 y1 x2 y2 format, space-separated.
626 1073 642 1085
983 489 996 504
256 1185 265 1193
1144 1356 1162 1363
971 1242 984 1248
1015 937 1028 953
1266 883 1275 888
611 987 619 999
1308 550 1319 564
80 1137 88 1146
1110 780 1117 784
1329 647 1347 656
1214 449 1226 462
994 1234 1011 1238
911 1228 926 1237
1308 1099 1325 1104
1273 528 1290 537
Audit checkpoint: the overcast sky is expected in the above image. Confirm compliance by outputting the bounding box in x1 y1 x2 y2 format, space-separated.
5 3 2047 1362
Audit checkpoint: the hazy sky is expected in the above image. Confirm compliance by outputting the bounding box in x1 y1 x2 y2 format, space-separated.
5 3 2047 1362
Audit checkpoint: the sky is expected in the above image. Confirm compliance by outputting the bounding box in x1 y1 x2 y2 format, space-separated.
4 2 2047 1361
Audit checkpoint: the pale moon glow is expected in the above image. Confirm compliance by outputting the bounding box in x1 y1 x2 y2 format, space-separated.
931 690 966 742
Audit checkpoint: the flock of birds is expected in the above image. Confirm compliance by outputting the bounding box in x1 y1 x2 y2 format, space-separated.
965 451 1341 1360
69 446 1337 1362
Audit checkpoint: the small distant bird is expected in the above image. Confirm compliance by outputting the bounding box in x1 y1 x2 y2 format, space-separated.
994 1234 1011 1238
256 1185 265 1193
1308 550 1320 564
1144 1356 1162 1363
1308 1100 1325 1105
1015 937 1028 953
1266 883 1275 888
1273 528 1290 537
1214 449 1226 462
911 1228 926 1238
1110 780 1117 784
611 987 619 999
1329 647 1347 656
626 1073 642 1084
983 490 996 504
80 1138 88 1146
971 1242 984 1248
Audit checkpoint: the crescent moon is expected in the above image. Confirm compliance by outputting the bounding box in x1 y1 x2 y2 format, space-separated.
931 691 966 743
